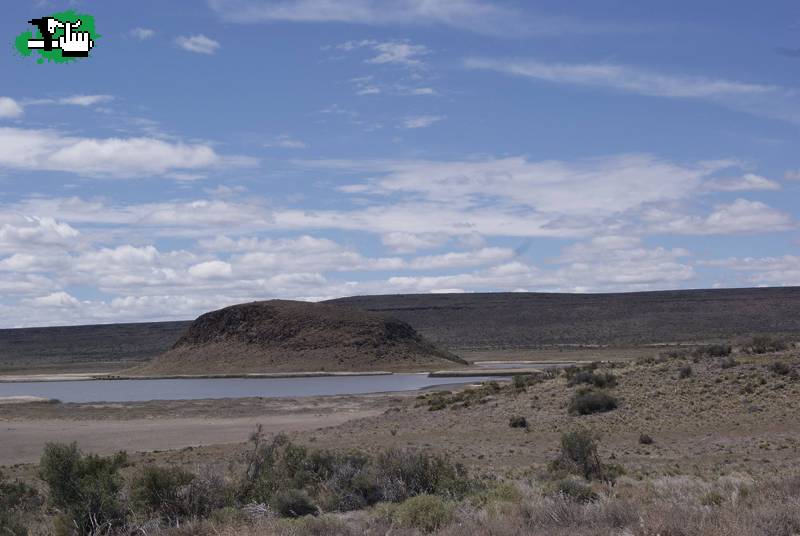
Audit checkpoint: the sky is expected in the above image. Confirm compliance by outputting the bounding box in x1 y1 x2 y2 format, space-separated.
0 0 799 328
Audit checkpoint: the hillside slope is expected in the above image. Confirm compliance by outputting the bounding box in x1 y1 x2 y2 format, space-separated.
328 287 800 349
128 300 464 375
4 287 800 373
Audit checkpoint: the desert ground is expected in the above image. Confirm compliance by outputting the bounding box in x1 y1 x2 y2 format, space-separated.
2 290 800 535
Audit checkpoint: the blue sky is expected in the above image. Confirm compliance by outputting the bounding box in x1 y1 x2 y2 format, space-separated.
0 0 799 327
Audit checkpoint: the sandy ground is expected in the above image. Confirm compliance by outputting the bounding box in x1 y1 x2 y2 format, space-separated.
0 411 379 466
0 394 397 466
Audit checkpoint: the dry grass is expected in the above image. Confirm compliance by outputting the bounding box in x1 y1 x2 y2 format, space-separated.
131 475 800 536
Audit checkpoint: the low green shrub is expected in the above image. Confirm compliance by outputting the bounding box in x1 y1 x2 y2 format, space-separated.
692 344 732 359
508 415 528 429
239 428 474 516
679 365 693 379
550 429 614 482
394 494 454 533
568 388 618 415
746 336 789 354
553 478 598 503
39 442 128 536
273 489 318 518
768 361 792 376
0 472 40 536
639 433 654 445
568 371 618 389
131 465 195 522
512 374 540 391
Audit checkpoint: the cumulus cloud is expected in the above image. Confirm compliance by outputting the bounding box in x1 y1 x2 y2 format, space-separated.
27 291 81 308
188 260 233 279
0 97 24 118
0 127 255 178
701 255 800 286
175 35 221 54
0 216 80 253
646 199 794 235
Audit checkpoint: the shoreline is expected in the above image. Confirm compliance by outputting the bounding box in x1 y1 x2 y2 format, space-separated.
0 361 576 384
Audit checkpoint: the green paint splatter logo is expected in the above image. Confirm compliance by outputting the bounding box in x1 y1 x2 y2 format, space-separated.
15 11 98 64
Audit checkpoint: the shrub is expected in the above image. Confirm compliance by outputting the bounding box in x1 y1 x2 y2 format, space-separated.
768 361 792 376
0 472 40 536
568 388 618 416
508 415 528 429
512 374 540 391
679 365 693 379
692 344 732 359
394 494 454 533
720 356 739 369
568 370 618 389
39 442 128 536
550 429 608 481
239 428 473 514
700 491 725 507
746 336 789 354
273 489 318 518
373 449 472 503
554 478 598 503
639 433 654 445
130 465 195 522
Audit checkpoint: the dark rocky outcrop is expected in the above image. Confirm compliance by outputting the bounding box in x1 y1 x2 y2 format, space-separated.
129 300 464 374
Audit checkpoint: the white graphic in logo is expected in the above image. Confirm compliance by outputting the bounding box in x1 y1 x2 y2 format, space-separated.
27 17 94 57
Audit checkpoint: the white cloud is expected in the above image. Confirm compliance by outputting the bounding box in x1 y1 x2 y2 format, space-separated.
23 95 115 108
408 247 515 269
706 173 781 192
318 154 718 218
381 232 449 253
59 95 114 107
265 135 308 149
0 97 23 119
410 87 437 96
130 27 156 40
646 199 794 235
0 127 252 178
403 115 445 128
27 291 80 308
466 58 800 123
0 216 80 253
466 58 774 98
209 0 522 34
701 256 800 287
188 260 233 279
175 35 221 54
338 40 429 66
207 0 632 36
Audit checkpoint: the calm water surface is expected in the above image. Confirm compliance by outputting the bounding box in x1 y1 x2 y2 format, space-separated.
0 374 507 403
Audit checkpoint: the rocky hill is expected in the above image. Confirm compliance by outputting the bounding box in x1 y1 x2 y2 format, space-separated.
128 300 464 375
328 287 800 349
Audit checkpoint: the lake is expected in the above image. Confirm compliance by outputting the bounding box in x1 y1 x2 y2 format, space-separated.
0 374 508 403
